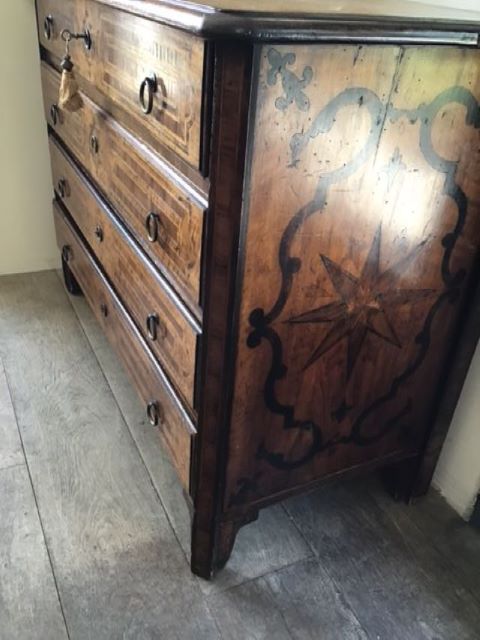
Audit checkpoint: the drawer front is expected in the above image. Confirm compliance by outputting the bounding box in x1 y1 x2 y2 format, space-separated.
53 202 193 489
49 136 199 410
37 0 206 169
41 63 204 310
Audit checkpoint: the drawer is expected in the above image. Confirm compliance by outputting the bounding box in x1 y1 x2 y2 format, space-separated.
41 63 205 312
37 0 206 169
53 202 194 489
49 136 199 410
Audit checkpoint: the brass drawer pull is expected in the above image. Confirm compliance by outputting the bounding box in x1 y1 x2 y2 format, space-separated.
50 104 59 126
139 74 157 115
146 313 159 341
57 178 68 199
145 212 161 243
44 15 54 40
90 135 99 154
94 225 104 242
147 401 163 427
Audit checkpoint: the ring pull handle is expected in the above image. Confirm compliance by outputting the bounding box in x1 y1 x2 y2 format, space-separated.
62 245 72 263
50 104 59 126
57 178 68 199
139 74 157 115
146 313 159 341
90 135 99 154
94 225 104 242
44 14 54 40
145 212 163 243
147 401 163 427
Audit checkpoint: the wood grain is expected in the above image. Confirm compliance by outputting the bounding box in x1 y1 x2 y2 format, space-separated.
86 0 480 45
197 503 311 595
190 41 254 579
53 203 194 489
286 481 480 639
41 63 205 312
0 465 68 639
0 271 220 638
225 44 480 509
208 557 369 640
3 269 480 635
50 136 199 410
34 0 480 580
37 0 206 168
207 578 293 640
0 359 24 470
370 482 480 607
409 269 480 498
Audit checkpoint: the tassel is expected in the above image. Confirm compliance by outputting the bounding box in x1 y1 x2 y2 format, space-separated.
58 54 83 112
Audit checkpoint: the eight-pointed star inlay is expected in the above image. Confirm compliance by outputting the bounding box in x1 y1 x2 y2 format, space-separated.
287 225 436 379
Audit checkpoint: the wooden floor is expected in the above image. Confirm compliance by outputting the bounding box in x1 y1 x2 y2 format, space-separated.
1 270 479 640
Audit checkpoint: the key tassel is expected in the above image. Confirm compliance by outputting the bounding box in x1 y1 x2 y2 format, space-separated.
59 54 83 112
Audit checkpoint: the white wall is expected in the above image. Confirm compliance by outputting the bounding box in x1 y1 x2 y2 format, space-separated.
418 0 478 10
433 345 480 518
0 1 58 275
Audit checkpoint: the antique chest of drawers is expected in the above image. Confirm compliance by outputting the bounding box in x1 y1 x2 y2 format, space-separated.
35 0 480 578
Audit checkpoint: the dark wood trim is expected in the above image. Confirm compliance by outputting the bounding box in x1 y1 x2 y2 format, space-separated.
213 510 259 570
412 259 480 498
91 0 479 44
223 449 418 519
199 41 215 178
383 257 480 502
191 40 254 579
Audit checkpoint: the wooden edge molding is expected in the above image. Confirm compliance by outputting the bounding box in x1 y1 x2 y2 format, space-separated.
92 0 480 44
190 40 254 579
412 262 480 498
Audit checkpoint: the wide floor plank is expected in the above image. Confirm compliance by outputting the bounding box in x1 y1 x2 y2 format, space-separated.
262 558 369 640
209 558 369 640
0 465 68 640
371 479 480 607
207 577 293 640
0 358 24 470
0 272 220 640
285 480 480 640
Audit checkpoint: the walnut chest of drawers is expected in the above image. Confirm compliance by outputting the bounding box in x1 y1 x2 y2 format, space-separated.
35 0 480 578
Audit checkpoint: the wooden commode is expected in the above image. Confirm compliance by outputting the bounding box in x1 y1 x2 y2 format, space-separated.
35 0 480 578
